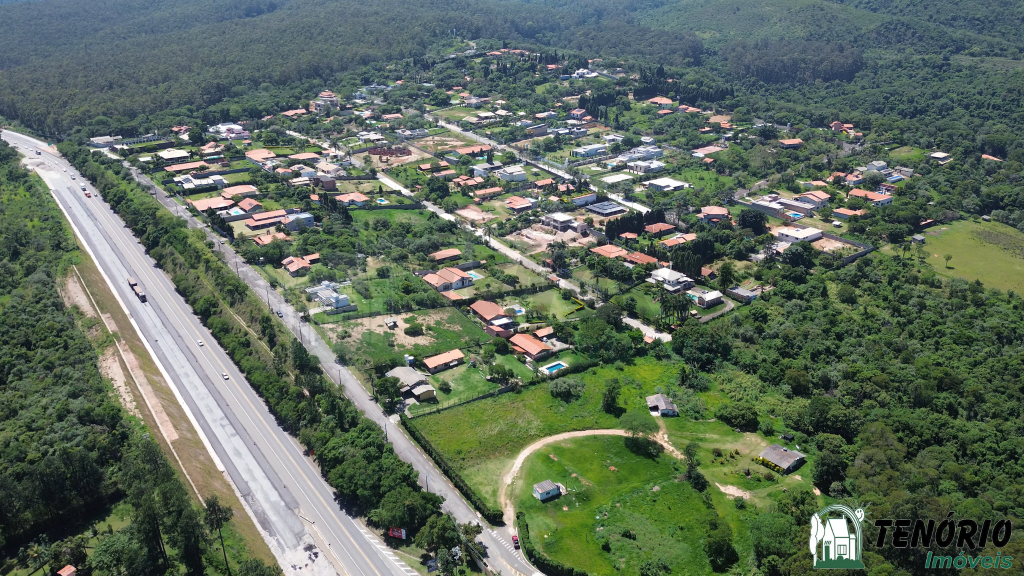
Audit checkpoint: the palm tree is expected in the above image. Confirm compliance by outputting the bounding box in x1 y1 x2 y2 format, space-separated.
22 542 47 576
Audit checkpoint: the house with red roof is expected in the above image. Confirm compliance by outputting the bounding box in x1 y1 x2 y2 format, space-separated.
422 267 474 292
644 222 675 237
509 333 553 361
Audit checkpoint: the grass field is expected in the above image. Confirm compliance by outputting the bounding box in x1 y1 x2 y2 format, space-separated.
411 353 535 416
520 288 581 319
415 358 681 508
883 220 1024 292
516 436 711 576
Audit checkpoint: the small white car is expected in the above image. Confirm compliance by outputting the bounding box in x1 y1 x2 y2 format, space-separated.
197 339 204 346
222 373 229 380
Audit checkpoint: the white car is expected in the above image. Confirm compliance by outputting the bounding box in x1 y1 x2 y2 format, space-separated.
62 168 66 172
222 373 229 380
197 339 204 346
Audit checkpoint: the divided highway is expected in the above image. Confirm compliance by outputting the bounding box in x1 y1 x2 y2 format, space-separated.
1 131 418 576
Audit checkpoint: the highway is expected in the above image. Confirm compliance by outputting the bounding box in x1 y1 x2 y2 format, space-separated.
1 131 420 576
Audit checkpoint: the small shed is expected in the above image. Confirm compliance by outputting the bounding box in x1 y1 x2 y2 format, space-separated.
533 480 560 502
385 366 427 393
911 234 926 244
411 384 437 401
758 444 806 474
646 394 678 417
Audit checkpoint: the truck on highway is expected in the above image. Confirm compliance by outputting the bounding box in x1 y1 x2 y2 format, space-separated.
127 276 147 302
80 183 87 191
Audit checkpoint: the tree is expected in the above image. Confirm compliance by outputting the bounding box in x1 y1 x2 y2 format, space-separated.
415 514 461 554
705 517 738 571
602 378 621 414
204 495 234 576
944 253 952 268
621 410 658 437
88 531 146 576
375 376 402 413
750 513 796 561
436 548 458 576
237 558 283 576
639 558 670 576
717 261 736 289
738 209 769 235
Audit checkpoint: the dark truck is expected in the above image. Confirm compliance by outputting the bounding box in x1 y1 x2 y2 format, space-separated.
127 276 147 302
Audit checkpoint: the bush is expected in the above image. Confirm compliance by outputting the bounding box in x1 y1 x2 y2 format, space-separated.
758 419 775 436
715 401 759 431
549 377 586 401
438 380 452 394
403 322 424 337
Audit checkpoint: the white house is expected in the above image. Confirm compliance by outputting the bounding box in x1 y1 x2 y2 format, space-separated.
533 480 561 501
628 159 666 173
644 177 688 192
495 165 527 182
647 268 694 293
775 227 822 244
688 288 723 309
571 144 608 158
822 518 856 562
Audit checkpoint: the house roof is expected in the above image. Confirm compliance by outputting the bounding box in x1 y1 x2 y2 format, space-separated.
455 145 492 155
759 444 806 470
474 187 504 198
699 205 729 216
470 300 507 321
646 393 677 413
660 233 698 247
423 267 472 288
533 326 554 339
385 366 427 389
282 256 312 273
440 290 463 301
590 244 629 259
430 248 462 261
534 178 556 187
779 138 804 146
849 188 890 202
189 197 235 212
221 184 259 197
57 567 76 576
237 198 262 211
336 192 369 203
253 232 291 246
246 149 277 162
644 223 674 234
509 333 553 357
833 208 867 217
648 97 673 105
288 152 321 160
626 252 659 265
619 232 638 239
534 479 558 493
798 190 831 201
165 161 209 173
423 349 464 370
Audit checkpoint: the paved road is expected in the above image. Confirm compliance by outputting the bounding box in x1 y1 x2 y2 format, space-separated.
84 135 540 576
2 131 418 576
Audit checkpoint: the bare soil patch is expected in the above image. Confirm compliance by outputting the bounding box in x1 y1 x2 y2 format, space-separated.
708 114 732 124
418 134 474 154
98 349 142 417
503 224 595 254
812 237 848 253
715 483 752 500
327 309 457 348
455 204 498 223
60 273 98 318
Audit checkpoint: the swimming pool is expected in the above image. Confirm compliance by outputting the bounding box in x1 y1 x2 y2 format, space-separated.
467 271 484 280
376 198 389 205
541 361 567 374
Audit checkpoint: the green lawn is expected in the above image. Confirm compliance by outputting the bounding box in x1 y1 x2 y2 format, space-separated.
520 288 582 319
888 146 927 163
415 358 681 508
882 219 1024 292
613 287 662 319
410 354 535 416
492 262 546 288
572 267 624 296
517 435 712 576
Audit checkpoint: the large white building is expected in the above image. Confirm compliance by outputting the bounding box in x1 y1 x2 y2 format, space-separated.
775 227 822 244
647 268 694 293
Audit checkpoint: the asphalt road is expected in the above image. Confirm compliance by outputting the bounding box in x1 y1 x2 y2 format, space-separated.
1 131 421 576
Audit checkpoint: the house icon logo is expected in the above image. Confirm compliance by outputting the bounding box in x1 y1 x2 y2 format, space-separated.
810 505 865 569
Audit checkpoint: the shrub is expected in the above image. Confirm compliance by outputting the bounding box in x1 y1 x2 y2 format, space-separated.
549 377 586 401
403 322 424 337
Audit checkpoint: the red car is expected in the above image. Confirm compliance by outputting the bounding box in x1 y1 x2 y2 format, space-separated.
85 192 92 198
512 535 519 549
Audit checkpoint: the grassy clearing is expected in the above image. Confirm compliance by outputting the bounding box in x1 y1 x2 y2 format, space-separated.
883 220 1024 292
516 436 711 576
411 353 535 416
521 288 583 319
888 146 927 162
415 358 680 508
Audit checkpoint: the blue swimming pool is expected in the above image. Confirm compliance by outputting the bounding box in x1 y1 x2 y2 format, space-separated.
541 361 567 374
467 271 484 280
376 198 389 205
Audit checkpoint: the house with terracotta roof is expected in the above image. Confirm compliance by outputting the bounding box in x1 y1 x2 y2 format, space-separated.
848 188 893 206
237 198 263 213
795 191 830 208
509 332 553 361
422 267 474 292
165 161 209 173
469 300 508 323
644 222 675 237
221 184 259 199
423 349 464 374
281 108 308 118
418 161 450 172
829 121 845 131
288 152 321 161
246 149 277 162
430 248 462 262
506 196 537 213
698 206 730 224
660 233 697 249
474 187 504 199
244 208 292 230
619 232 638 240
590 244 629 259
57 566 76 576
253 232 291 246
833 208 867 219
282 253 319 276
779 138 804 149
626 252 659 266
335 192 369 206
455 145 492 156
648 96 674 108
569 108 587 120
189 196 235 212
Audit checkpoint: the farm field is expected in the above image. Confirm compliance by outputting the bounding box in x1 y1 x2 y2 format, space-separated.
414 358 680 508
883 219 1024 292
516 435 712 576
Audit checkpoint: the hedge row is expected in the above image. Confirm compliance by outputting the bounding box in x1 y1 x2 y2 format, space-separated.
516 512 589 576
400 414 504 525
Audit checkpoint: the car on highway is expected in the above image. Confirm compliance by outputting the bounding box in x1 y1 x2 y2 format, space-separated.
197 339 204 346
70 174 75 179
512 535 519 549
62 168 66 172
85 192 91 198
222 373 229 380
276 310 283 317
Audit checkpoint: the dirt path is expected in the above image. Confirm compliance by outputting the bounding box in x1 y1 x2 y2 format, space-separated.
498 425 684 525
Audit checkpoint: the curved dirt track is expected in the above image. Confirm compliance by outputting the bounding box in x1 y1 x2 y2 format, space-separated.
499 426 684 524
